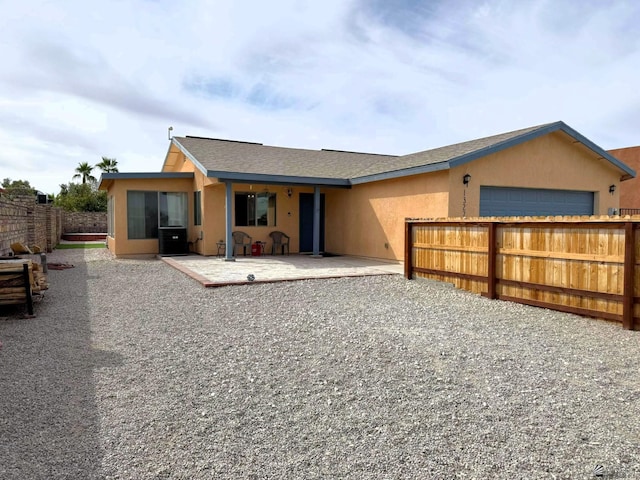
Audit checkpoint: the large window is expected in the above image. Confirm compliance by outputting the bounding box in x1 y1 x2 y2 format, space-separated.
235 192 276 226
159 192 187 227
127 191 158 239
127 191 188 239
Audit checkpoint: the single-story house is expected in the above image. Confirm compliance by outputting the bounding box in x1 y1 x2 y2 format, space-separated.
608 145 640 212
98 121 635 261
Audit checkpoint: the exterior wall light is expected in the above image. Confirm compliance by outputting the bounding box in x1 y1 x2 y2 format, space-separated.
463 174 471 186
286 187 293 198
609 184 616 194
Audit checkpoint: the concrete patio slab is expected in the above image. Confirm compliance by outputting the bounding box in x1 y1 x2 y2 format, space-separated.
161 254 403 287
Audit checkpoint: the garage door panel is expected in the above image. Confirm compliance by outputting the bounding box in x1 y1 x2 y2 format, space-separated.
480 187 594 217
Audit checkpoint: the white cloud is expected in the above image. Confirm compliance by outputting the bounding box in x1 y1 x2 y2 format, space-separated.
1 0 639 194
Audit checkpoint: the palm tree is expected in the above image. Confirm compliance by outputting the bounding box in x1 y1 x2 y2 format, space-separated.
73 162 96 184
96 156 119 173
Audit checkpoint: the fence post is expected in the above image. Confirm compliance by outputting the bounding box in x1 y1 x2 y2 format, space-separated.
623 222 635 330
486 222 497 299
405 220 412 280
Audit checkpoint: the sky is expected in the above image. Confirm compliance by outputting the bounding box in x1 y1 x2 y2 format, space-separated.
1 0 639 195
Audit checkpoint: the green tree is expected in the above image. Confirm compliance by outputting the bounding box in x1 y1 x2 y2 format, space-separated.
54 182 107 212
1 178 36 197
73 162 96 184
96 156 118 173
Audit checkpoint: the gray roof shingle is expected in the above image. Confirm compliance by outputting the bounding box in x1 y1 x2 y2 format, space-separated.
170 121 634 185
353 123 552 178
173 136 397 180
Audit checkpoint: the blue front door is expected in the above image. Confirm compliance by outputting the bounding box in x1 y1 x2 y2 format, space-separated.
299 193 325 253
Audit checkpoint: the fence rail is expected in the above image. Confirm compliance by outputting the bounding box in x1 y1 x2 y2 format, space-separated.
620 208 640 216
405 216 640 330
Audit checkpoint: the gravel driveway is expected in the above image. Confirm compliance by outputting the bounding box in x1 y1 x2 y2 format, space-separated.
1 248 639 479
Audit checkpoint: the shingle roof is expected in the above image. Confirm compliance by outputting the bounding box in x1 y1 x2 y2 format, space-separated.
350 123 554 180
170 121 635 186
173 136 397 180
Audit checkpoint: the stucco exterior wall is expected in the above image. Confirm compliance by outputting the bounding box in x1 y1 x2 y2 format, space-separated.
202 183 318 256
608 146 640 210
189 167 213 255
447 131 622 217
104 131 629 260
105 170 315 257
106 177 195 257
325 171 449 261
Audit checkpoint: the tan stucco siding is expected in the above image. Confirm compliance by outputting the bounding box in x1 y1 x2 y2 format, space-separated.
162 146 217 187
189 168 214 255
447 131 622 217
196 183 318 255
106 177 194 257
196 184 223 255
609 146 640 209
223 184 318 255
162 145 192 173
325 171 449 261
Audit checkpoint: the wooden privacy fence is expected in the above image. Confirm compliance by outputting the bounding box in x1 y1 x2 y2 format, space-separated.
404 216 640 330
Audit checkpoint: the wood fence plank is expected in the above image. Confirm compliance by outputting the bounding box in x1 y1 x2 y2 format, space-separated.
487 223 496 299
404 221 412 279
623 223 635 329
406 218 639 329
497 248 623 263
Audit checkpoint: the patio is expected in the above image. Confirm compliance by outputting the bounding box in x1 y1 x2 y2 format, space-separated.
160 254 403 287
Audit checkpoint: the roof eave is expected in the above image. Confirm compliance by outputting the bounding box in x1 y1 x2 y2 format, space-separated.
350 161 450 184
160 141 176 171
445 121 636 178
170 138 209 176
98 172 195 190
447 121 565 169
209 171 351 188
557 123 637 178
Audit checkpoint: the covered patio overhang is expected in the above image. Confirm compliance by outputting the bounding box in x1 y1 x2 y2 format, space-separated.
210 170 351 261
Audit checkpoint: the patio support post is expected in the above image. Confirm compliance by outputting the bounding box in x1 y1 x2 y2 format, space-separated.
312 186 321 257
224 181 235 261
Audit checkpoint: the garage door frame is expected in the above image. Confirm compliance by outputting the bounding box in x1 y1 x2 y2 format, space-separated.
479 186 594 217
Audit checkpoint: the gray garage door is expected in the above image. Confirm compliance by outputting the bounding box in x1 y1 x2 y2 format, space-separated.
479 187 594 217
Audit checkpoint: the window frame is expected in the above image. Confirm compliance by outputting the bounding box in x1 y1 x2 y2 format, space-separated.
234 191 277 227
127 191 159 240
126 190 188 240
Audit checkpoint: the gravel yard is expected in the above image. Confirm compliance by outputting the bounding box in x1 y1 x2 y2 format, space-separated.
1 248 639 479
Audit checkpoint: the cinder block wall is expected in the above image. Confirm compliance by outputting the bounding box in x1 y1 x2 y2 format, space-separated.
51 208 63 252
0 196 64 255
34 203 49 250
0 197 30 256
62 211 108 233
